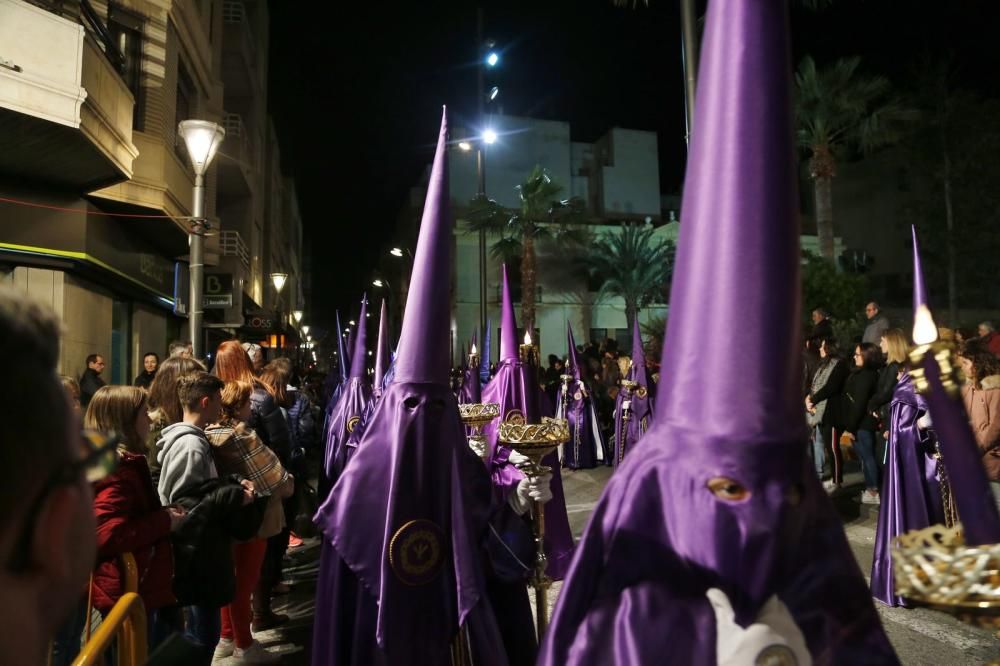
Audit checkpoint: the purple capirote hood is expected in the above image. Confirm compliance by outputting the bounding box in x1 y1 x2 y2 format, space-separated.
539 0 897 663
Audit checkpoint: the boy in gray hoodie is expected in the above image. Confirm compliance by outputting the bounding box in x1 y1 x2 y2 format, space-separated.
158 372 228 504
156 372 257 661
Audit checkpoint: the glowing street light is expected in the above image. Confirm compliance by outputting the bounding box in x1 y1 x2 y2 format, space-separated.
390 247 404 257
292 309 303 323
485 51 499 67
482 129 497 145
301 325 310 336
372 279 384 288
270 272 288 293
458 141 472 152
489 86 499 101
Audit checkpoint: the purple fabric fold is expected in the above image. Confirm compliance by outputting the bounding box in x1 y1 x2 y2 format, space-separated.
870 373 944 607
558 323 607 469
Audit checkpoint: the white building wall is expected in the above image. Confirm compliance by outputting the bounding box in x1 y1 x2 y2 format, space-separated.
450 116 573 210
600 128 661 218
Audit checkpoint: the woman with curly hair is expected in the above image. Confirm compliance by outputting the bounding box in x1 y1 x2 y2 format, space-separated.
958 337 1000 509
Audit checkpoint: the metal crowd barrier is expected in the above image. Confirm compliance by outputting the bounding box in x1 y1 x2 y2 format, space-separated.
69 552 147 666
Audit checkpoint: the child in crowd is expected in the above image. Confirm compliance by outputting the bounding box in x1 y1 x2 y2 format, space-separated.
86 386 183 651
206 380 294 663
157 372 266 664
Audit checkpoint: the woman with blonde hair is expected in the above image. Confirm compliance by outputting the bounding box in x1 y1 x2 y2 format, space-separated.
205 380 293 662
868 328 909 471
86 385 184 649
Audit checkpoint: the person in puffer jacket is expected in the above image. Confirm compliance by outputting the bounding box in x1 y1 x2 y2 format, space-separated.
86 386 185 652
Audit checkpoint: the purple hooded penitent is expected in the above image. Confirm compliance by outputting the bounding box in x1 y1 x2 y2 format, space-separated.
909 227 1000 545
322 310 349 427
481 264 575 581
612 319 653 468
556 323 606 469
312 109 508 666
539 1 898 663
458 331 482 405
347 299 392 448
317 295 371 502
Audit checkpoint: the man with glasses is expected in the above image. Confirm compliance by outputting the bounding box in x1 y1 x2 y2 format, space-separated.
79 353 106 409
0 288 117 664
862 301 890 345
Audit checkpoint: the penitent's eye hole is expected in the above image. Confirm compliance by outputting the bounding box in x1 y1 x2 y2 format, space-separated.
707 477 751 502
403 396 421 410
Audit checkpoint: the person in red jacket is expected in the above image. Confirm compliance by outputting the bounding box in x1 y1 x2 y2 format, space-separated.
85 385 185 651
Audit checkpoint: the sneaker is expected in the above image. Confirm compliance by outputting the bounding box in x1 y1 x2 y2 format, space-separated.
252 612 289 633
213 638 235 660
861 491 881 505
822 480 840 494
231 640 280 664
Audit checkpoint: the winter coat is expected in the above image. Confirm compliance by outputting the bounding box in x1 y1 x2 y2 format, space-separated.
205 419 294 540
862 313 891 345
808 358 848 428
156 423 218 505
133 371 156 389
286 389 317 453
868 361 901 428
836 367 879 434
250 387 291 466
79 368 106 408
91 452 174 613
961 374 1000 481
168 477 268 607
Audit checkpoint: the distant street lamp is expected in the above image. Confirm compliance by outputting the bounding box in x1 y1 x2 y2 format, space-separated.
178 119 226 360
301 325 310 336
270 272 288 294
292 309 303 324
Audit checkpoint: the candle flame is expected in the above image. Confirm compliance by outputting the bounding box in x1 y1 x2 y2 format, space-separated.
470 343 477 355
523 331 532 345
912 304 939 345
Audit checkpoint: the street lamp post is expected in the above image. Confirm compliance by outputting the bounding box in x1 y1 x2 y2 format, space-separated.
270 272 288 352
178 119 226 361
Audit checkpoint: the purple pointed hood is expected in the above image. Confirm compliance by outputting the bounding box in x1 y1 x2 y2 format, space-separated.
349 296 368 380
498 265 518 362
313 109 508 664
458 332 481 405
374 299 390 393
911 228 1000 545
559 322 607 470
911 225 929 314
565 323 582 381
629 319 649 391
336 310 348 382
481 269 576 579
540 2 896 662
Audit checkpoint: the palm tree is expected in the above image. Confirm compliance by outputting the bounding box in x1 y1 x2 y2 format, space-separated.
795 55 913 261
585 223 676 334
467 165 588 328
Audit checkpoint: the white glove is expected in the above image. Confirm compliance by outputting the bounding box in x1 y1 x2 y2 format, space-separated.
508 472 553 515
917 412 933 430
508 449 530 467
707 588 811 666
468 437 486 458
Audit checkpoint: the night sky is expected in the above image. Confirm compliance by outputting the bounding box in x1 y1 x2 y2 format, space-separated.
267 0 1000 334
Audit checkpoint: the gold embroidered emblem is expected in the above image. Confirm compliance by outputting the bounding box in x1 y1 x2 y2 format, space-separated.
389 519 444 585
346 416 361 433
504 409 525 425
636 386 648 399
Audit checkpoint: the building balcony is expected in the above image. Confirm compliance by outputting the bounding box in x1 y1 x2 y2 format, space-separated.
217 112 255 202
0 0 138 190
221 0 259 98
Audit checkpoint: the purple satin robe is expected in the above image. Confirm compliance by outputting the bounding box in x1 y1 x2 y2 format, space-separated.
870 372 944 607
556 379 607 470
482 358 575 581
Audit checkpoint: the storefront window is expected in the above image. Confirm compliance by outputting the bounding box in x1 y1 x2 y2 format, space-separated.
111 299 131 385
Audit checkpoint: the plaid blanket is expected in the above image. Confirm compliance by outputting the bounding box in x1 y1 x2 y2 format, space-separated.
205 419 289 496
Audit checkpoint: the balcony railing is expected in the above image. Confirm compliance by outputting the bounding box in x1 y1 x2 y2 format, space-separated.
222 112 253 167
220 230 250 271
24 0 126 74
